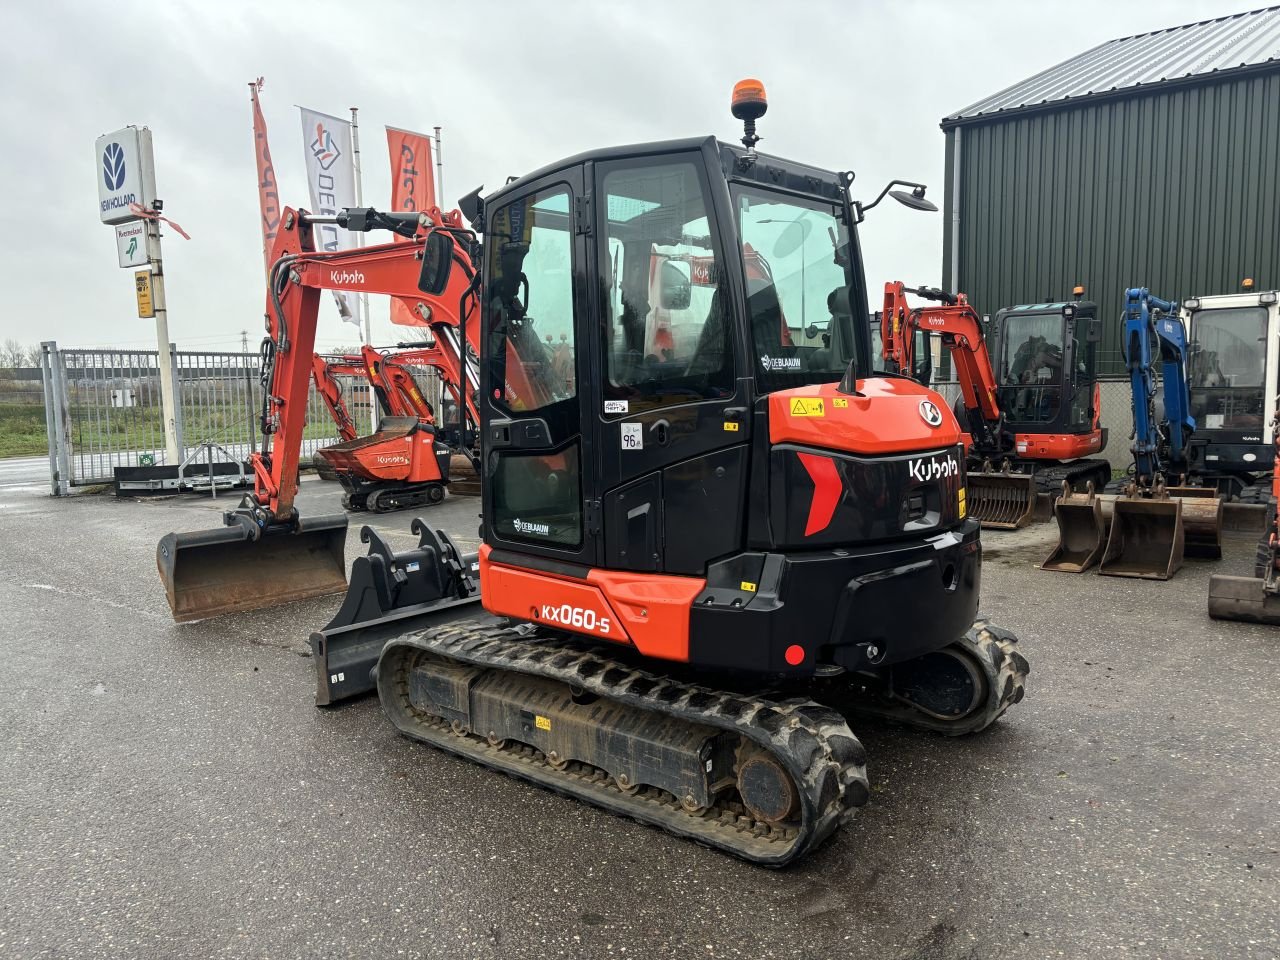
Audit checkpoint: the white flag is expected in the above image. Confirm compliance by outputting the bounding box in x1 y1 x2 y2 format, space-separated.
299 107 360 326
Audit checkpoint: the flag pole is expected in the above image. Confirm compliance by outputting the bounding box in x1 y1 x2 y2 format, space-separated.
350 106 376 432
434 125 444 209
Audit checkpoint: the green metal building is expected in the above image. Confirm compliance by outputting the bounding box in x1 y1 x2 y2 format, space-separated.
941 6 1280 371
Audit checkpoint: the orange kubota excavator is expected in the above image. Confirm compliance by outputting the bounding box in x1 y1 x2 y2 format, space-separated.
309 342 480 511
157 82 1028 866
881 282 1108 528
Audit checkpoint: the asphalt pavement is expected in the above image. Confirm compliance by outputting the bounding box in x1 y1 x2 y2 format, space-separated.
0 479 1276 959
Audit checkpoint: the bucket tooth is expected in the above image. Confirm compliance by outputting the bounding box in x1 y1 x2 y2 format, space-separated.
157 510 349 622
1099 496 1184 580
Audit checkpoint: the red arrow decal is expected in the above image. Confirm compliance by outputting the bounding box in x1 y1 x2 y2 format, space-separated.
796 452 842 536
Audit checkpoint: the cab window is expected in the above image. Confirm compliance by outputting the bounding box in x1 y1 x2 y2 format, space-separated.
598 160 734 412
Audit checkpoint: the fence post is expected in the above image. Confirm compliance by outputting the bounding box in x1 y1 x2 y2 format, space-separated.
244 354 257 455
168 343 186 459
40 341 72 496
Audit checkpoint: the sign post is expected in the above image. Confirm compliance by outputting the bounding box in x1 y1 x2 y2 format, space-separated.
97 126 180 465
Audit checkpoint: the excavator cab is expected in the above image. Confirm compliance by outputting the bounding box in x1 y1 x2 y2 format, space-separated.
990 300 1104 460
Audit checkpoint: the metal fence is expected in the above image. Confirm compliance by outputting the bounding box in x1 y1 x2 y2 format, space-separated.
39 341 444 494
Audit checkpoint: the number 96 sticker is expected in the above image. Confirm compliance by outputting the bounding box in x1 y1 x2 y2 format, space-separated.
621 422 643 450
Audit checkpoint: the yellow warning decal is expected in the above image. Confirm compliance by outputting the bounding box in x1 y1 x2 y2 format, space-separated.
535 715 551 731
739 580 758 592
723 421 740 432
958 487 967 518
789 398 825 417
832 397 849 408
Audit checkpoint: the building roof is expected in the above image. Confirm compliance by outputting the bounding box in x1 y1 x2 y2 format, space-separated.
944 5 1280 126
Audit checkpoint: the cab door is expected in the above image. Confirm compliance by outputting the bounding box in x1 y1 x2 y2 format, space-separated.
591 153 749 576
480 166 601 568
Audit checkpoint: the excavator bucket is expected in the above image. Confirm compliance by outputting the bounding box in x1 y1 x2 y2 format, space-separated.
1208 573 1280 623
310 520 481 705
1099 496 1184 580
1041 484 1105 573
1176 495 1224 560
967 468 1037 530
157 511 349 622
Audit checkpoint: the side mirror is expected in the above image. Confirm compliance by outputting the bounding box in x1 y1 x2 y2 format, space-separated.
418 230 454 295
659 261 691 310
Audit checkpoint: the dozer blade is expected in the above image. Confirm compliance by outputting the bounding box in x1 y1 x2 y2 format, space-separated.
1041 493 1106 573
967 470 1036 530
1099 497 1184 580
1207 574 1280 624
310 520 481 705
157 512 348 622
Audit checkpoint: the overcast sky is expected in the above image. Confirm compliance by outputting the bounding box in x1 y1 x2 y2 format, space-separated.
0 0 1255 354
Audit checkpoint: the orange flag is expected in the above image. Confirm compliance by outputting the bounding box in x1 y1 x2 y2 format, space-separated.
249 78 280 275
386 127 437 325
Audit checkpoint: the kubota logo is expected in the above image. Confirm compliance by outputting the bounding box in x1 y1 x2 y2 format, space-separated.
375 454 409 465
907 452 960 482
102 142 126 190
309 123 342 170
329 269 365 285
918 400 944 427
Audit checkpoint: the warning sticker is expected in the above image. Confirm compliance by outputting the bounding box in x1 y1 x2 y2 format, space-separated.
604 400 629 414
535 715 552 731
723 421 740 432
958 487 968 518
789 398 825 417
739 580 758 592
832 397 849 409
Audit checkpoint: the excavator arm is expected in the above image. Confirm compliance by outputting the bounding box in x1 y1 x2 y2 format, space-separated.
881 283 1004 451
1122 287 1193 486
158 206 480 622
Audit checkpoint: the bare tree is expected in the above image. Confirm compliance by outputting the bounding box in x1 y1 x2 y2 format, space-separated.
1 338 24 370
25 345 43 367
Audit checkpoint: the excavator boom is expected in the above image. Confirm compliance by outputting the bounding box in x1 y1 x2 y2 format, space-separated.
158 207 479 621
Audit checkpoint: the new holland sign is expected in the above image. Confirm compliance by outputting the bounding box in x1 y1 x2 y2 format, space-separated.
95 127 156 225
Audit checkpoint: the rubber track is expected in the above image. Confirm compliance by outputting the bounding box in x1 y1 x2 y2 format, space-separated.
376 621 870 867
1030 460 1112 495
840 619 1030 736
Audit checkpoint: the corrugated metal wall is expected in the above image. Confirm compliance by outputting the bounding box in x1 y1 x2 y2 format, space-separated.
942 68 1280 373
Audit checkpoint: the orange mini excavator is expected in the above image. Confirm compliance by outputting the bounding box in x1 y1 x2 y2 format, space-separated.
158 82 1028 865
309 343 479 511
881 282 1108 527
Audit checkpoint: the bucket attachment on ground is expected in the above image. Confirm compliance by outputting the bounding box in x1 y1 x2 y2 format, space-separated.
967 463 1037 529
310 520 481 705
1099 495 1184 580
1207 573 1280 623
157 503 349 622
1041 483 1105 573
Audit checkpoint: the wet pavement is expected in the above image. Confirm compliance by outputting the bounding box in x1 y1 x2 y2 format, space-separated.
0 479 1276 959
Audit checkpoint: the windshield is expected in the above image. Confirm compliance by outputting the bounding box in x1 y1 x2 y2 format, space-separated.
998 312 1065 424
732 186 861 390
1188 306 1267 431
